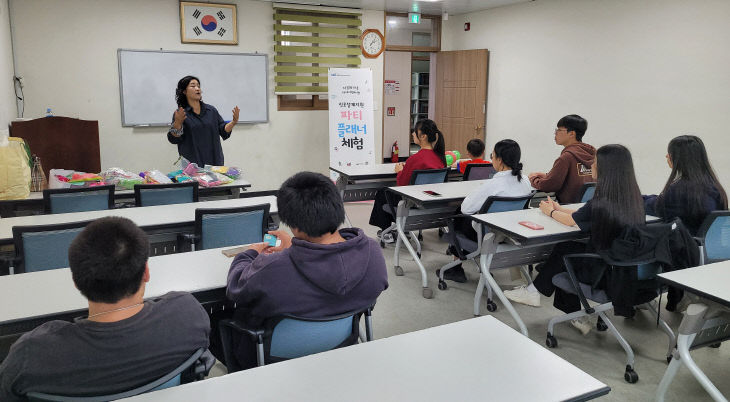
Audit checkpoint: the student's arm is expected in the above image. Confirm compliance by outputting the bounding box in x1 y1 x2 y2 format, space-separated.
529 156 570 192
396 159 415 186
643 194 658 216
226 250 260 302
461 181 494 215
539 197 578 226
0 342 27 402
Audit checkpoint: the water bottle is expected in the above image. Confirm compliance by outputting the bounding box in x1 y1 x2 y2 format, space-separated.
45 108 53 117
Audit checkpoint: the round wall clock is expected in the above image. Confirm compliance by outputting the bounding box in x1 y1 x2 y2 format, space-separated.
360 29 385 58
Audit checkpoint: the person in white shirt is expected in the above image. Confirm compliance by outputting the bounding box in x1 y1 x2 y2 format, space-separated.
440 139 534 283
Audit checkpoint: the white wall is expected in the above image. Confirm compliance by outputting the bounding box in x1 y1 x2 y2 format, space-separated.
0 0 16 127
382 51 411 158
443 0 730 193
10 0 383 190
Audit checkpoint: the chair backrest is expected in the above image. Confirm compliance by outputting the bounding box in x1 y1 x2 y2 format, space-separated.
409 168 449 185
697 211 730 264
577 182 597 203
12 221 92 274
43 185 115 214
463 163 496 181
134 182 199 207
478 192 535 214
26 348 206 402
195 204 270 250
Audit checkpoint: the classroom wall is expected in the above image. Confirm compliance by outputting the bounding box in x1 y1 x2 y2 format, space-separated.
442 0 730 193
9 0 384 190
382 51 411 158
0 0 16 127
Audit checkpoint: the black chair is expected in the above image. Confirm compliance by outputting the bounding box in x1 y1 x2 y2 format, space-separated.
695 210 730 265
42 185 115 214
134 182 199 207
178 204 271 251
576 182 596 203
26 348 209 401
11 220 93 274
463 163 496 181
219 307 373 373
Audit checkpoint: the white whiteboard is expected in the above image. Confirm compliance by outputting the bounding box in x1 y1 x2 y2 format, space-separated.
118 49 268 126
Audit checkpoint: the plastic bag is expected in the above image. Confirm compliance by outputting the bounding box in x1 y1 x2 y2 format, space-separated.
142 170 173 184
205 165 241 180
48 169 75 189
190 171 232 187
101 167 144 190
0 136 32 200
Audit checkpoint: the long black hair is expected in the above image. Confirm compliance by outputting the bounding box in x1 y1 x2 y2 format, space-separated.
414 119 446 167
493 139 523 181
175 75 200 108
656 135 728 225
590 144 644 249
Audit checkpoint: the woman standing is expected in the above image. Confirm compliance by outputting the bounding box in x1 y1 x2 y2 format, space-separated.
167 75 240 166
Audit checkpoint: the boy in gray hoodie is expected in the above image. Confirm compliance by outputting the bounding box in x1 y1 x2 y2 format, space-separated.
226 172 388 368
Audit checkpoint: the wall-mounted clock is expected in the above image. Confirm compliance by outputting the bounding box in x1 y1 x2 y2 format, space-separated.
361 29 385 58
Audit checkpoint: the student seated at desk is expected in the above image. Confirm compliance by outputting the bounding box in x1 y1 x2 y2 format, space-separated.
0 217 212 401
226 172 388 369
528 114 596 203
644 135 727 235
452 138 491 173
442 140 534 283
369 119 446 243
506 145 643 334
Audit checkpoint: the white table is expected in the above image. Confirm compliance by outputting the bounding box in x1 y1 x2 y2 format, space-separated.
470 205 659 336
123 316 610 402
0 245 234 338
0 195 277 245
656 262 730 402
386 180 488 298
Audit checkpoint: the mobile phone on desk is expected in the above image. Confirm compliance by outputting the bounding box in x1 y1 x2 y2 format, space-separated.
423 190 442 197
518 221 544 230
263 233 279 247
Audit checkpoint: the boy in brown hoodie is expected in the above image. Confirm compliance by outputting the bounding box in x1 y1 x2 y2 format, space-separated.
529 114 596 203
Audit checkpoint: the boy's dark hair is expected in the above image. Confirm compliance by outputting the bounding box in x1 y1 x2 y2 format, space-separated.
557 114 588 141
466 138 485 158
69 217 149 304
277 172 345 237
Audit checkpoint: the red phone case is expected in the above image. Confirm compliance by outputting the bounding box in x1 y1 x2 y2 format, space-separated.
519 221 544 230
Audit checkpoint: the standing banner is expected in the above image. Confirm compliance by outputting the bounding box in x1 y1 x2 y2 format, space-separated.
328 68 376 169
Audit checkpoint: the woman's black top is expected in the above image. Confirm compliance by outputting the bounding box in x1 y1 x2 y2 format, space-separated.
167 101 230 166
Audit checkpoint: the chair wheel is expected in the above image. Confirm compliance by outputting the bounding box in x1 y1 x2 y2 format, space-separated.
438 281 447 290
546 334 558 348
709 342 721 348
666 355 672 364
486 300 497 312
417 252 422 258
596 317 608 331
394 266 404 276
624 366 639 383
380 240 385 248
438 228 445 237
422 288 433 299
417 233 423 241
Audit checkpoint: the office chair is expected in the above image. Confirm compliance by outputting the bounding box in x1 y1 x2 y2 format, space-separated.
219 307 373 373
26 348 208 401
11 220 92 274
43 185 115 214
576 182 596 203
178 204 270 252
134 182 199 207
462 163 496 181
695 211 730 265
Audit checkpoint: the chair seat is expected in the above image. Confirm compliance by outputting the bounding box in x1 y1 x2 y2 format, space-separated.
455 233 478 254
552 272 609 304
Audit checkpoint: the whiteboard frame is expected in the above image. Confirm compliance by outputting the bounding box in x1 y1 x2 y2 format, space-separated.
117 48 269 127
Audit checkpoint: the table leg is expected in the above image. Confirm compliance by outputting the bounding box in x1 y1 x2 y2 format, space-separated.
394 200 432 299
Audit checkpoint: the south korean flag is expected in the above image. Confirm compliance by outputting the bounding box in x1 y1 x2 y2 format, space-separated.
182 3 236 44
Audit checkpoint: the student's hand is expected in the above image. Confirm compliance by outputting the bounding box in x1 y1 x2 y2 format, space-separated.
539 200 555 217
394 162 405 173
546 196 560 209
231 106 240 123
247 242 270 254
263 230 292 254
528 172 545 180
173 107 186 126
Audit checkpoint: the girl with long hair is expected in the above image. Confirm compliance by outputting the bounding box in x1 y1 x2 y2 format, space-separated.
645 135 727 234
505 144 644 334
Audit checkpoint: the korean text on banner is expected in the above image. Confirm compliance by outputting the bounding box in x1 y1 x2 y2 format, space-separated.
328 68 376 168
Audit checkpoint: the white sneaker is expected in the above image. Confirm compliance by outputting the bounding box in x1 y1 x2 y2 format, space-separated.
571 317 592 336
503 286 541 307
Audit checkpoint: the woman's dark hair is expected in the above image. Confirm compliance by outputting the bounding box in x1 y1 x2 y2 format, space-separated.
466 138 485 158
493 139 523 181
414 119 446 167
69 217 149 304
557 114 588 141
175 75 200 108
656 135 728 226
277 172 345 237
590 144 644 249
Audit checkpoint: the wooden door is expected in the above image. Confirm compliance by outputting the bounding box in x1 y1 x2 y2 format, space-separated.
434 50 488 157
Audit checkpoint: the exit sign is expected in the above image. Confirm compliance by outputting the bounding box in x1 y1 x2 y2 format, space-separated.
408 12 420 23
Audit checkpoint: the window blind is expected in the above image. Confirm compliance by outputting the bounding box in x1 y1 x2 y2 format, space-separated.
274 7 362 95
